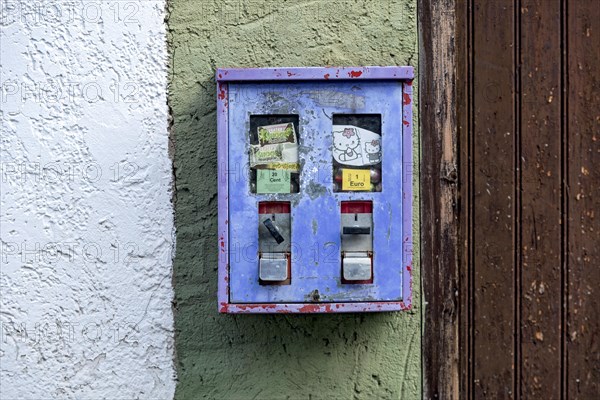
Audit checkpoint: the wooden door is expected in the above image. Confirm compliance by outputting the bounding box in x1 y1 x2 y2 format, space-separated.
420 0 599 398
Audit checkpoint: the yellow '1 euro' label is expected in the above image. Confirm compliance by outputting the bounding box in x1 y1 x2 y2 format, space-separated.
342 169 370 191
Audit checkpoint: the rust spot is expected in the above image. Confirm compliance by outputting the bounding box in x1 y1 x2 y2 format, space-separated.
220 302 229 313
403 93 411 104
407 265 412 272
299 304 321 313
324 73 330 79
403 119 410 126
235 304 278 311
218 73 222 79
220 236 225 251
348 70 363 78
406 80 413 86
287 71 298 77
218 85 226 100
406 264 413 306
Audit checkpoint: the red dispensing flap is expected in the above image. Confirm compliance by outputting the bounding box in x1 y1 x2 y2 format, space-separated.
259 201 291 214
341 201 373 214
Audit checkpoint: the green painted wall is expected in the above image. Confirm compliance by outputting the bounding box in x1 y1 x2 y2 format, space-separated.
167 1 420 398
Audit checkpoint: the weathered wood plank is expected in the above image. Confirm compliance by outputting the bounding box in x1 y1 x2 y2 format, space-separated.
472 1 517 397
419 0 460 398
520 1 563 398
567 1 600 398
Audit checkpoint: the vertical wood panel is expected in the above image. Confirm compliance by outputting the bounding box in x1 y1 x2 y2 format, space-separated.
520 0 563 398
425 1 600 398
419 0 460 398
567 1 600 398
472 1 517 397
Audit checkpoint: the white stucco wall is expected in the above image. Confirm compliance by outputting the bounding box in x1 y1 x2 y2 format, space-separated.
0 1 176 398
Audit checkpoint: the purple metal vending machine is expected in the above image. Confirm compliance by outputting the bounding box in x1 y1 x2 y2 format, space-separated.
217 67 413 313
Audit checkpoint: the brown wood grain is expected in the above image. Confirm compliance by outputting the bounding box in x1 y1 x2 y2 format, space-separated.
566 1 600 398
419 0 460 398
520 0 563 398
424 1 599 398
472 1 518 398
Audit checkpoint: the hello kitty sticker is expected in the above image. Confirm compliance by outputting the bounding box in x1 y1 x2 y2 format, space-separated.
332 125 382 166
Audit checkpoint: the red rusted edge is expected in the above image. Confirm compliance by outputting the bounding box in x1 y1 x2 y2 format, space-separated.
219 301 409 314
215 66 415 82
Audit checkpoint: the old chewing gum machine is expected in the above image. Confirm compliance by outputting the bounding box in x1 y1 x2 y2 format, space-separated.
217 67 413 313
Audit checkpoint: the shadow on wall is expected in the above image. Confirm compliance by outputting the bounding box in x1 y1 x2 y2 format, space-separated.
171 73 420 399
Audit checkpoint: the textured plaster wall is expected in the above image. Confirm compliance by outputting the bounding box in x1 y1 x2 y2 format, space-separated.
0 1 176 398
168 1 420 399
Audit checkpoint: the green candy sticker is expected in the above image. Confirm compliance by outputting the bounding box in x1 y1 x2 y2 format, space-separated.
256 170 291 194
